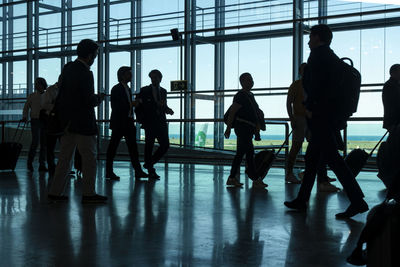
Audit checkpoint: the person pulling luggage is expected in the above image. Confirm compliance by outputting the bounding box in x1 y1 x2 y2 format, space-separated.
224 73 267 189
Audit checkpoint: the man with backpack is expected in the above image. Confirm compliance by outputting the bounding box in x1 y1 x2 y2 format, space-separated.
382 64 400 134
284 24 368 218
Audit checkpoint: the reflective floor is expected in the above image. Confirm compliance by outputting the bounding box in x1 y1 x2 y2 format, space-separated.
0 159 386 266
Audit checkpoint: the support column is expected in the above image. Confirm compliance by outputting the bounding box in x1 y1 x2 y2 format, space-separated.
98 0 105 127
292 0 304 81
214 0 225 150
34 0 39 79
7 1 13 100
318 0 328 24
184 0 196 147
61 0 66 68
2 0 6 99
104 0 110 121
66 0 72 62
27 1 33 95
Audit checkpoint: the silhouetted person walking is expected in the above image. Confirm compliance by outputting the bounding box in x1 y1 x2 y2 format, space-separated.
284 24 368 218
22 77 48 172
135 70 174 180
105 66 148 180
286 63 339 192
48 39 107 203
224 73 267 189
382 64 400 134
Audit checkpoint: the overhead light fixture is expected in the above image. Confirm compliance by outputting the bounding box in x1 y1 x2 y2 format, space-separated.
342 0 400 5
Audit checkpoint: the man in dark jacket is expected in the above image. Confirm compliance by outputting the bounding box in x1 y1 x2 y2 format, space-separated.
284 24 368 218
48 39 107 203
382 64 400 132
135 69 174 179
105 66 148 180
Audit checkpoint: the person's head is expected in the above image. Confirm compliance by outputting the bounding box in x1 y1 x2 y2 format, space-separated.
389 64 400 81
117 66 132 83
34 77 47 93
77 39 99 66
299 63 307 78
239 72 254 90
149 69 163 86
308 24 333 49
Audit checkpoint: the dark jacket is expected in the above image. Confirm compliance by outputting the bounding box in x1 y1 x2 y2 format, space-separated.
110 82 134 130
56 60 101 135
303 45 341 118
135 85 171 129
382 78 400 130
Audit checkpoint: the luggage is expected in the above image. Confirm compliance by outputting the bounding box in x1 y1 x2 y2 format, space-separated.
251 131 292 180
254 150 276 180
0 121 26 171
74 148 82 178
345 131 388 178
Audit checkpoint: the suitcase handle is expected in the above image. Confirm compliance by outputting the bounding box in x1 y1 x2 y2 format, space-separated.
369 130 389 157
275 130 292 155
12 121 27 143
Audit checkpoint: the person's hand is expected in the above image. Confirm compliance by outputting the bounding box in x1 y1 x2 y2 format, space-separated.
224 127 231 139
254 130 261 141
99 93 106 102
166 108 174 115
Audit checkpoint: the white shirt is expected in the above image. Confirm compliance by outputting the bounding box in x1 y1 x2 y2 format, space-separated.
42 83 59 114
121 82 133 117
23 91 45 119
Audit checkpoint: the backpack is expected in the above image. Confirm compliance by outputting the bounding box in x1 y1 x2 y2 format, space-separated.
336 57 361 123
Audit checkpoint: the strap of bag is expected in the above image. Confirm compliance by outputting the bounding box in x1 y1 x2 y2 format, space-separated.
12 121 26 143
368 130 389 157
243 90 262 127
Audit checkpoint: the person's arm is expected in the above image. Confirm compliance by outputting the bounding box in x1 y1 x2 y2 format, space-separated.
224 102 241 138
286 84 295 120
161 89 174 115
22 95 31 121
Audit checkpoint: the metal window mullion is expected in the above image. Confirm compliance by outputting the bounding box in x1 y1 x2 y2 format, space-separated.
104 0 110 122
66 0 72 62
98 0 105 126
61 0 66 68
135 0 142 95
27 0 33 96
7 1 13 100
293 0 303 81
34 0 39 79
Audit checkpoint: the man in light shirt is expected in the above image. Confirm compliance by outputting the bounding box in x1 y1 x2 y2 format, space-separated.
22 77 48 172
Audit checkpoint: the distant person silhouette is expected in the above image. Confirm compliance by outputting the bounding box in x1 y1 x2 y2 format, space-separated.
382 64 400 134
135 70 174 180
105 66 148 181
48 39 107 203
286 63 339 192
22 77 48 172
284 24 368 218
42 75 61 174
224 73 267 188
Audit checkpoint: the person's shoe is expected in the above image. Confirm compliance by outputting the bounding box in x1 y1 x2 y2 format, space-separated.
285 172 301 184
106 172 120 181
135 171 149 179
284 199 307 211
48 194 68 202
148 171 160 180
253 179 268 189
81 194 108 204
39 166 48 172
335 201 369 218
317 181 340 192
226 177 243 187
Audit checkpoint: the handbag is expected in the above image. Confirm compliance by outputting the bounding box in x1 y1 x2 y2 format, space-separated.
47 107 64 136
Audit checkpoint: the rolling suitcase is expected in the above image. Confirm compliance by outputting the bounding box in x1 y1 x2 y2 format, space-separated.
0 121 26 171
252 131 292 180
345 131 388 178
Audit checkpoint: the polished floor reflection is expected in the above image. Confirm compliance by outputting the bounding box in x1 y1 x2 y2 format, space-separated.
0 159 386 266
